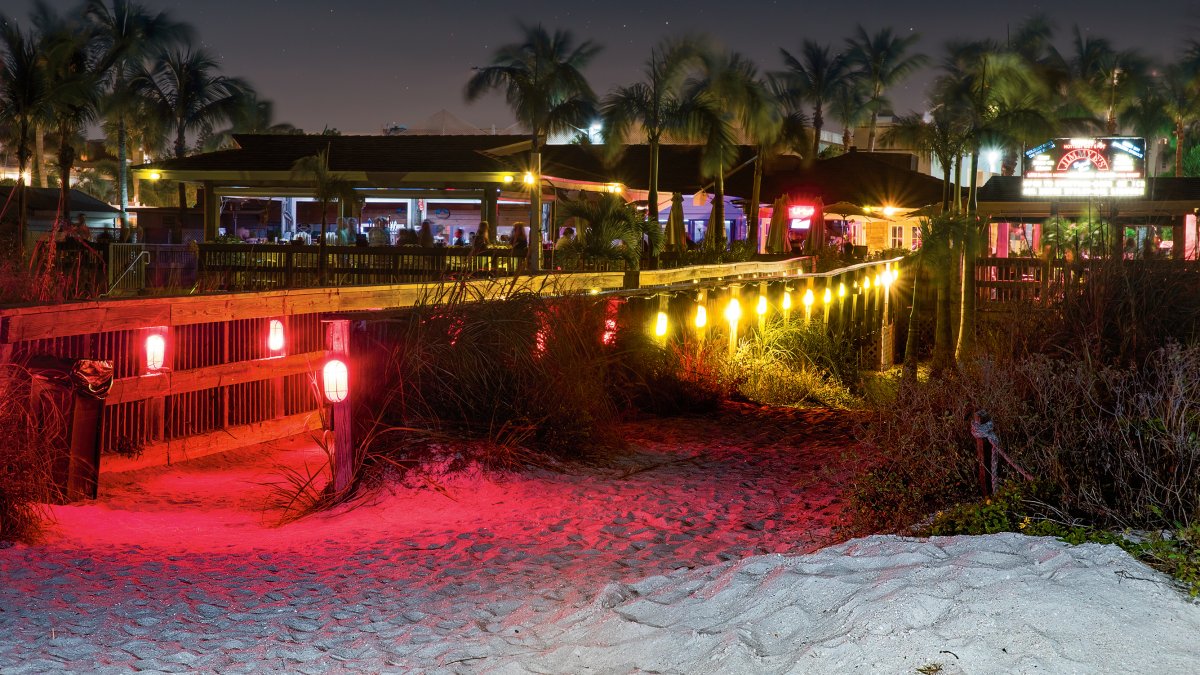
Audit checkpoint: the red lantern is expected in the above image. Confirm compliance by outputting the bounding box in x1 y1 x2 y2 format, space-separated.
145 333 166 372
268 319 285 353
323 359 349 403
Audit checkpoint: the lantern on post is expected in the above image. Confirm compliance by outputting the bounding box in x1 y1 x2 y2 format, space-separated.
142 327 170 374
323 318 354 493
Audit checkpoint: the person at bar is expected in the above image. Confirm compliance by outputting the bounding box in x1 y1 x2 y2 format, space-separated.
452 228 468 246
418 220 434 247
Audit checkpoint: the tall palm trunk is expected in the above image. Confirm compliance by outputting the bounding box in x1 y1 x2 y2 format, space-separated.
952 154 963 213
117 114 129 224
34 128 47 188
941 159 952 211
711 173 726 250
56 129 76 227
748 150 764 252
647 141 660 226
811 104 824 159
174 129 187 244
931 264 955 374
528 146 542 273
902 253 924 381
956 217 979 360
15 134 30 254
1176 121 1185 177
842 126 852 151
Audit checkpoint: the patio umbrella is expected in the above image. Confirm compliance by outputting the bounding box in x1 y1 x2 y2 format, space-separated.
805 198 827 254
766 196 789 254
665 192 687 253
823 201 872 219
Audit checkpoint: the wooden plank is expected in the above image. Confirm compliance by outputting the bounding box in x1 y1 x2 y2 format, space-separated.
105 350 326 404
98 411 323 473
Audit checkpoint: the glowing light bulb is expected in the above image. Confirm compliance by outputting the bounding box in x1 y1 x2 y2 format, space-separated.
323 359 349 403
782 292 792 310
145 334 166 372
803 289 814 307
502 174 514 183
838 283 846 298
724 298 741 324
695 304 707 328
823 288 832 303
756 295 768 316
654 311 668 337
864 276 871 290
523 172 535 185
268 319 285 353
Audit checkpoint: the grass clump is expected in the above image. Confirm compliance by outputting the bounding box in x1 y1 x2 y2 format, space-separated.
731 318 859 408
0 366 59 543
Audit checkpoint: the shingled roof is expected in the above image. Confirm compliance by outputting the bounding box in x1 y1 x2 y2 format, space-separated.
141 134 531 174
0 187 117 214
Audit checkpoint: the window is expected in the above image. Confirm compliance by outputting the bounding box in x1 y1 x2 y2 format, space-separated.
890 225 904 249
911 226 922 250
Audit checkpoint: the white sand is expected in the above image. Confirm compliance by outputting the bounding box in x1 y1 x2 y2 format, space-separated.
2 407 1197 673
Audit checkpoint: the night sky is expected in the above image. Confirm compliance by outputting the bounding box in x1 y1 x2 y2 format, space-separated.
24 0 1200 134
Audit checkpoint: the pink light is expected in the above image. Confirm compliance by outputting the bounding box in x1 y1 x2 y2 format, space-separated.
789 205 815 219
145 334 166 372
268 319 285 353
323 359 349 403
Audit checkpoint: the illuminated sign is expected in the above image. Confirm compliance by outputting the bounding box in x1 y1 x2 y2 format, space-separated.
1021 137 1146 197
789 204 814 229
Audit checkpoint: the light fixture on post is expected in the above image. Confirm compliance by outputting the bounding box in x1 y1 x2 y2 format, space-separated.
322 359 349 404
323 318 353 493
144 333 166 373
268 319 285 355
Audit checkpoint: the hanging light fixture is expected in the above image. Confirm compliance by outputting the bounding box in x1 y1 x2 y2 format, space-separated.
695 304 708 329
782 291 792 310
756 295 768 316
654 311 668 337
823 288 832 304
803 288 815 308
724 297 742 324
323 359 349 404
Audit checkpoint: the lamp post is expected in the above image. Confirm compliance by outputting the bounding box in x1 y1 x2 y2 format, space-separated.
323 319 354 493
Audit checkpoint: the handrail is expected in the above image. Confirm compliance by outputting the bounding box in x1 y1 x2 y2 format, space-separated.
101 250 149 298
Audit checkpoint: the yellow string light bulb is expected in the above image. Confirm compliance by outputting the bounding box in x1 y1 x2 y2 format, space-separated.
823 288 832 304
654 311 668 337
802 288 814 307
782 291 792 310
724 298 741 324
756 295 768 316
838 283 846 298
695 304 707 328
863 276 871 290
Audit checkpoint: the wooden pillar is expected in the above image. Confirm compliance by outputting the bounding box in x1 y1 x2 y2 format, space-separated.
881 272 894 369
482 187 499 234
270 317 287 420
323 319 354 493
202 182 219 242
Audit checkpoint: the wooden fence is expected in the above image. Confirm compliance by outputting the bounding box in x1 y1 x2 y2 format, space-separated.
3 255 834 474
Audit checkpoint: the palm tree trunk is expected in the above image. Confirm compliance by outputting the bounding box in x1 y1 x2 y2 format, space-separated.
956 217 978 361
712 173 726 250
902 253 923 381
175 130 188 244
1176 122 1185 177
57 133 75 228
749 151 763 253
967 151 980 215
931 264 955 374
867 110 879 152
648 142 660 226
118 114 129 225
34 128 47 189
528 148 542 273
941 160 952 211
952 154 963 213
842 127 852 151
811 105 824 159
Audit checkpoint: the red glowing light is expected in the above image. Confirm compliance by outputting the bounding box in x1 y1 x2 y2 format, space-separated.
788 205 815 219
145 334 166 372
323 359 349 403
602 318 617 345
268 319 285 353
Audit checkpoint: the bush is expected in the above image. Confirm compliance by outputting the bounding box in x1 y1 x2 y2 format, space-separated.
731 318 859 407
0 366 59 543
852 345 1200 534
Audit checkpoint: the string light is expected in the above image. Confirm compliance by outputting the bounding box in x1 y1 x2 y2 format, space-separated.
838 283 846 298
654 311 668 337
781 292 792 310
695 304 707 328
823 288 832 304
725 298 742 324
802 289 814 308
756 295 768 316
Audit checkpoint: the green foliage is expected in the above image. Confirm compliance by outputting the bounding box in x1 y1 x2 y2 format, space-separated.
0 366 59 543
732 317 859 408
556 193 657 269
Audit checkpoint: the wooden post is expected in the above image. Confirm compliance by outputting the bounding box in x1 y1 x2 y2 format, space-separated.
271 317 287 420
881 272 894 369
324 319 354 493
138 326 169 445
202 182 219 242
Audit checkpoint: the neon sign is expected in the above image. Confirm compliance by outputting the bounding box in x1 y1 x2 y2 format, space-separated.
1022 137 1146 198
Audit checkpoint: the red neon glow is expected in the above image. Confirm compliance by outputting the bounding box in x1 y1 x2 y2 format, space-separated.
268 319 285 353
323 359 349 403
788 205 815 219
145 334 166 372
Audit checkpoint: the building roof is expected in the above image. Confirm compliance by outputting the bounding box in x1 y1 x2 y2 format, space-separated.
141 134 531 174
766 151 946 207
0 186 118 214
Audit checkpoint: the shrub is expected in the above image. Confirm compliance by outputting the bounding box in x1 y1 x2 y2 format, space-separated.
0 366 59 543
852 345 1200 534
731 318 859 407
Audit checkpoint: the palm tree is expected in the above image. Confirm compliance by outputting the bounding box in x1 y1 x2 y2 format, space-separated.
202 92 295 151
778 41 849 159
0 14 51 253
601 36 702 231
883 109 968 212
683 49 774 250
291 148 350 284
1065 27 1149 135
844 26 928 151
465 24 601 273
128 46 248 218
1159 63 1200 177
31 4 104 224
86 0 193 226
827 77 868 151
555 193 660 269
